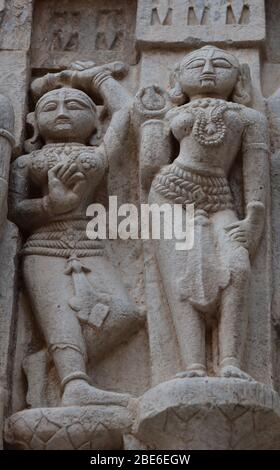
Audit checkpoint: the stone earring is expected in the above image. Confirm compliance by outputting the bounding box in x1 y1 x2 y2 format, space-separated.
232 64 252 106
24 112 42 153
169 81 186 105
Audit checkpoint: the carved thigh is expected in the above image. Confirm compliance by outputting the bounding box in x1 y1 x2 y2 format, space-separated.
23 255 85 350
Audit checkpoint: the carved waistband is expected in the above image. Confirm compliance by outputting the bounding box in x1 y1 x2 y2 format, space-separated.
22 218 105 258
152 162 234 214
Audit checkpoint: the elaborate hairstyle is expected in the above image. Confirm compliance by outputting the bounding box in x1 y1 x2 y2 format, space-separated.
169 45 252 106
25 74 101 153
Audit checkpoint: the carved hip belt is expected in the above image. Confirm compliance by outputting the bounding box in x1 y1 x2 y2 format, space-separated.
22 218 105 258
152 162 234 214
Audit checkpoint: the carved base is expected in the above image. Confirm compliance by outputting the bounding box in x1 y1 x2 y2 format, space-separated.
5 405 133 450
133 378 280 450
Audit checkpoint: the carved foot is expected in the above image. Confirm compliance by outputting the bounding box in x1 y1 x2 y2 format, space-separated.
62 380 132 407
176 369 207 378
219 365 254 381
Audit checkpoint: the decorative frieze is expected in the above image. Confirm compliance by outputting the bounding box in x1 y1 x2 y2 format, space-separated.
136 0 265 47
31 0 137 70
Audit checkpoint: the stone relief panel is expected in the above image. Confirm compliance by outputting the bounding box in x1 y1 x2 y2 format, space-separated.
2 0 280 452
5 43 280 450
0 52 29 154
31 0 137 70
136 0 265 47
137 46 269 382
0 93 14 451
0 0 33 51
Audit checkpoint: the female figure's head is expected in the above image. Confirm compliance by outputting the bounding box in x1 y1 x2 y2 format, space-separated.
35 87 97 144
170 45 251 105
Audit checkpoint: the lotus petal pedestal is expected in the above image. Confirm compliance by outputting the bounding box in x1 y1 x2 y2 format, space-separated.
5 405 133 450
133 378 280 450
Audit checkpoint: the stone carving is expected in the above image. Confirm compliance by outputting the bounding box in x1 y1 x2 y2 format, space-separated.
0 0 33 51
226 0 250 25
267 87 280 393
31 0 137 70
0 93 14 231
50 11 80 52
3 0 280 452
128 44 277 450
187 1 210 26
136 0 265 46
8 65 144 414
0 92 14 450
138 45 269 381
0 0 5 23
134 378 280 450
95 9 125 51
5 406 133 450
151 0 173 26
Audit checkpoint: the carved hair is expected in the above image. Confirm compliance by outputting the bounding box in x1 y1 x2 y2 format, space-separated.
25 86 100 153
169 46 252 106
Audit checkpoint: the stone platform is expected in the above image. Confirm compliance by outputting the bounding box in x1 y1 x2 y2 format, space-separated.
133 378 280 450
5 405 133 450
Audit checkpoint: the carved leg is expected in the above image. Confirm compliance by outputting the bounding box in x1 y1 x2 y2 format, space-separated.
148 190 207 377
23 256 132 407
174 303 207 378
210 210 253 381
218 247 253 381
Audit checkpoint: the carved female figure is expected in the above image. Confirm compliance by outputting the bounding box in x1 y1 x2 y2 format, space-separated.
9 73 142 407
142 45 268 380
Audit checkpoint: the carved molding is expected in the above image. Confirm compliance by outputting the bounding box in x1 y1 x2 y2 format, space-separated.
136 0 265 47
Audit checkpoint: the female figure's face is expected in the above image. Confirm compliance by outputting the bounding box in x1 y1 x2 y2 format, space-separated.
36 88 97 144
179 47 239 100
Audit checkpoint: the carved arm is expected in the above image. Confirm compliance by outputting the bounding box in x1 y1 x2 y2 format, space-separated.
242 110 269 215
230 109 270 256
133 85 173 192
9 156 52 231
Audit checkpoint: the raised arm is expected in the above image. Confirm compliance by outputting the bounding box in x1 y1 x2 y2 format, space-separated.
88 63 134 114
31 62 134 115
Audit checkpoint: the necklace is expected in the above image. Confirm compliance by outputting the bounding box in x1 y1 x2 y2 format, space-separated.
185 98 241 147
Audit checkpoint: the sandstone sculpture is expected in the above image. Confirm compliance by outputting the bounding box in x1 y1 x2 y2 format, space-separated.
0 93 14 232
3 0 280 452
140 45 269 380
0 92 14 450
9 68 143 410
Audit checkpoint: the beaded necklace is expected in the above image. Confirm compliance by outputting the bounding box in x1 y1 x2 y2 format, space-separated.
183 98 241 147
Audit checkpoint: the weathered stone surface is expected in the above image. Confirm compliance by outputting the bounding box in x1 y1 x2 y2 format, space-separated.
0 222 18 384
0 51 29 154
31 0 137 70
134 378 280 450
2 0 280 453
0 0 33 51
5 405 133 450
136 0 266 48
0 387 5 450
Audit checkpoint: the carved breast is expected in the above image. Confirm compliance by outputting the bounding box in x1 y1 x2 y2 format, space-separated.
170 110 195 142
169 101 245 148
29 145 107 187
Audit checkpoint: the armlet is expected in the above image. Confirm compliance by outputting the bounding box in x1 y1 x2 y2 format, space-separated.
0 128 15 147
243 142 269 152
